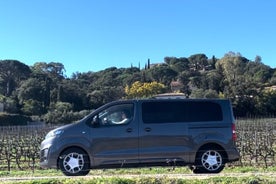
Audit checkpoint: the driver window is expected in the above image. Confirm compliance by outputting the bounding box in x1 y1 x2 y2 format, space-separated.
96 103 134 126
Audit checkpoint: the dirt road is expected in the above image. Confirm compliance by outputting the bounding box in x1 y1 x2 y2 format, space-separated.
1 172 275 182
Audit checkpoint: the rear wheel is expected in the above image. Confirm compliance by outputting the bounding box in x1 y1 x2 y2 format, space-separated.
193 148 225 174
59 148 90 176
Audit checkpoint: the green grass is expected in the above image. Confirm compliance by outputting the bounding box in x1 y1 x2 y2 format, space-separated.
1 176 276 184
1 166 276 177
1 166 276 184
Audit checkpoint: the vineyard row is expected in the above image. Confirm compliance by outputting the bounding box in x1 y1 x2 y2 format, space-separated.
0 118 275 171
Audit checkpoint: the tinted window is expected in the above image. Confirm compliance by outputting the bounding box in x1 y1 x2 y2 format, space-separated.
142 101 222 123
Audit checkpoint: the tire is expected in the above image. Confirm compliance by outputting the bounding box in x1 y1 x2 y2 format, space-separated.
193 148 225 174
59 148 90 176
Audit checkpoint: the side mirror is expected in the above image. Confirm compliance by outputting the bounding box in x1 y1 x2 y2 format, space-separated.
92 115 100 127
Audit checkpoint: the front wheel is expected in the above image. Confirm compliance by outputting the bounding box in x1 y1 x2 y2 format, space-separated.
59 148 90 176
193 148 225 174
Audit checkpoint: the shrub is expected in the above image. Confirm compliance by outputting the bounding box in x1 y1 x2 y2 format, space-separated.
0 113 32 126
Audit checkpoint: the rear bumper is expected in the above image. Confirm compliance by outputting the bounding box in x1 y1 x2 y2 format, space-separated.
226 147 240 162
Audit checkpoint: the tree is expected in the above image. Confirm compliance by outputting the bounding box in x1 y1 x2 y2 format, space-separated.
58 79 88 111
17 78 47 103
32 62 65 79
188 54 208 70
0 96 18 113
164 57 190 73
190 89 218 99
17 77 48 115
125 81 166 99
270 70 276 85
90 67 124 88
208 55 218 69
31 62 66 104
88 87 124 109
256 89 276 115
245 61 272 84
43 102 74 124
205 70 223 92
147 64 178 86
215 55 249 98
21 99 44 115
189 71 202 89
0 60 31 96
1 52 275 119
178 71 191 97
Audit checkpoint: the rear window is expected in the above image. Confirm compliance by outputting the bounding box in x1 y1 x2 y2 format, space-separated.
142 101 222 123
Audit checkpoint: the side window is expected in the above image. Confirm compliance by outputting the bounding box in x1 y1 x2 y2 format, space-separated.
142 101 222 124
93 103 134 127
186 101 222 122
142 101 179 123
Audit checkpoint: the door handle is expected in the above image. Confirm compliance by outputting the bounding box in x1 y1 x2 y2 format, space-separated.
126 128 133 133
144 127 151 132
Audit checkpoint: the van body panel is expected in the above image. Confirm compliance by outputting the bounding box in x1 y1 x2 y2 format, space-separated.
138 123 190 163
90 119 139 166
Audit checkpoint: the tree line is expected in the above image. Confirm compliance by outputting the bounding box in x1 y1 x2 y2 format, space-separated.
0 52 276 124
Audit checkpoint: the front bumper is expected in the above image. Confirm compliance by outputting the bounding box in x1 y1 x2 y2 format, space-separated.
40 138 60 169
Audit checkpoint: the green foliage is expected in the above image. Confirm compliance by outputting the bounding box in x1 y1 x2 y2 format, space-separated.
255 89 276 116
270 70 276 85
31 62 65 79
165 57 190 72
188 53 208 70
88 87 124 109
43 102 74 124
42 102 90 124
21 100 45 115
0 60 31 96
0 113 32 126
146 64 178 86
1 53 276 119
190 89 219 99
0 96 19 113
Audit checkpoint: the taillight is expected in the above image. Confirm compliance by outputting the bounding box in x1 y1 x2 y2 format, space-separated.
232 123 237 141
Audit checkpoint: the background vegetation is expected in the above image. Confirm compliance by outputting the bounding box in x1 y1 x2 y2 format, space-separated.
1 51 276 124
0 118 275 172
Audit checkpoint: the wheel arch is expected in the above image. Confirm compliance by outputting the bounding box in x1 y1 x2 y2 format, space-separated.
195 143 228 162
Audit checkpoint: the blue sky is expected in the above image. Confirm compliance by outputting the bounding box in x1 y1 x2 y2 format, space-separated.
0 0 275 77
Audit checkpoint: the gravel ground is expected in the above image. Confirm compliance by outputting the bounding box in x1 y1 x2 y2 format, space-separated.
1 172 276 182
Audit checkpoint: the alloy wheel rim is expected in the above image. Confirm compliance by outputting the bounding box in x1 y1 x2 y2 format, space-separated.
201 150 222 171
63 152 84 173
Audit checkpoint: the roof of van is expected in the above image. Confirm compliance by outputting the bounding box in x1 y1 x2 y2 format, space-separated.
152 93 186 99
118 97 230 103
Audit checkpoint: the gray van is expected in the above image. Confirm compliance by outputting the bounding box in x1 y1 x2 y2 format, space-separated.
40 98 240 176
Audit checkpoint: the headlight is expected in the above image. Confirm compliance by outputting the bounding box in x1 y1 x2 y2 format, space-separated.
45 129 64 139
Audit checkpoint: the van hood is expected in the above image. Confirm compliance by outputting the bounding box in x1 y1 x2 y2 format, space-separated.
45 122 80 140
